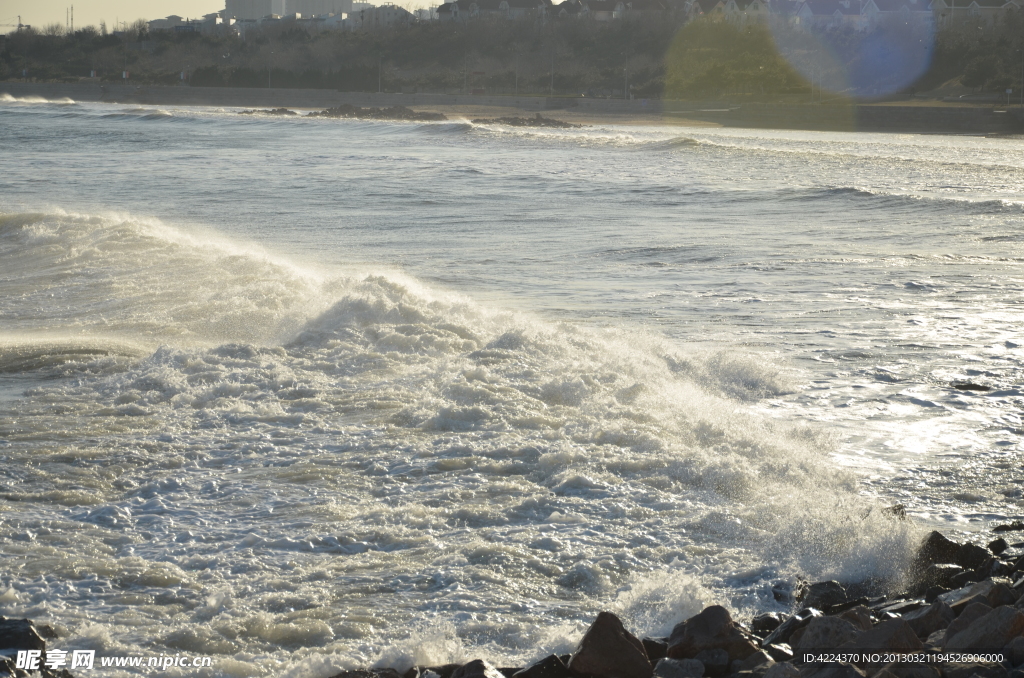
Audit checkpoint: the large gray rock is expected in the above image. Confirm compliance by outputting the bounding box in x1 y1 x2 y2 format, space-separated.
987 583 1019 607
793 617 860 651
945 605 1024 651
568 611 652 678
803 582 847 611
762 609 823 647
667 606 758 661
838 607 872 632
900 601 954 641
652 658 703 678
942 601 992 646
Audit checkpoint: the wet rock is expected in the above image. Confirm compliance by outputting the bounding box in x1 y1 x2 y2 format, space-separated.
568 611 652 678
773 581 806 605
667 606 758 661
941 601 992 645
923 586 949 604
900 601 954 641
914 532 962 569
751 614 783 638
877 600 924 617
919 564 963 589
844 619 922 652
512 655 571 678
945 605 1024 651
642 639 669 663
989 538 1009 555
0 617 47 652
452 661 505 678
652 658 703 678
793 617 860 652
803 582 847 611
693 648 729 677
838 607 872 632
995 521 1024 533
761 610 822 647
425 665 463 678
958 543 991 570
764 645 794 663
763 663 800 678
948 570 981 589
871 671 898 678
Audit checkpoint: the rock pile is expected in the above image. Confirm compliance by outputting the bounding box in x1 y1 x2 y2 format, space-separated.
238 107 298 115
470 113 581 128
330 530 1024 678
306 105 447 121
4 531 1024 678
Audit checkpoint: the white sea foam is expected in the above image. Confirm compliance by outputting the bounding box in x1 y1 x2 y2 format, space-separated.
0 209 925 673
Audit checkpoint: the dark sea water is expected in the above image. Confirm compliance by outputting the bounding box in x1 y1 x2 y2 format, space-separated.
2 93 1024 675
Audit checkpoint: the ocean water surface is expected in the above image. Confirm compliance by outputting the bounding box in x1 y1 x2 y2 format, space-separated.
1 95 1024 675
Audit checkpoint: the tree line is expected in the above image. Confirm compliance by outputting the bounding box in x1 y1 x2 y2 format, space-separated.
2 11 1022 100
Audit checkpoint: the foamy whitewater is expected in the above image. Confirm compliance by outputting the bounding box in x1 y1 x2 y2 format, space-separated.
1 95 1024 676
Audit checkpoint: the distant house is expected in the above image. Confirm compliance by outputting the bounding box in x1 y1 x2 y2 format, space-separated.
928 0 1019 23
723 0 771 22
148 14 185 31
686 0 728 19
861 0 933 25
438 0 553 19
351 3 416 28
795 0 867 28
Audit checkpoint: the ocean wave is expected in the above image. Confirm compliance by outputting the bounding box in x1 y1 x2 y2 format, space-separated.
0 92 76 104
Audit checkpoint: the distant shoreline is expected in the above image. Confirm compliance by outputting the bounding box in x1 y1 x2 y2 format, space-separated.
4 81 1023 134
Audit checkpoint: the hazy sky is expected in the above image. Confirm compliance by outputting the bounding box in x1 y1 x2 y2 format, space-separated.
0 0 227 30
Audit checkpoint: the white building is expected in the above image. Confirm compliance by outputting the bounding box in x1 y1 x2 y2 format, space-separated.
225 0 353 19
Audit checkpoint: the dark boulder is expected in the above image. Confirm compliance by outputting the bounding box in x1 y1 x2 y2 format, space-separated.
642 639 669 663
761 609 822 647
750 614 783 638
803 582 846 611
568 611 652 678
667 606 758 661
651 658 703 678
900 601 954 641
0 618 47 652
692 649 729 677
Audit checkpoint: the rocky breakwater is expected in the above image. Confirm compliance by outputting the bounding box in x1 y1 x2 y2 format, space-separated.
470 113 581 128
5 530 1024 678
333 528 1024 678
306 104 447 121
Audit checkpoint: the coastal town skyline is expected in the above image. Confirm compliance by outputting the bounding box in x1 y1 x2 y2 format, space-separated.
0 0 433 32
